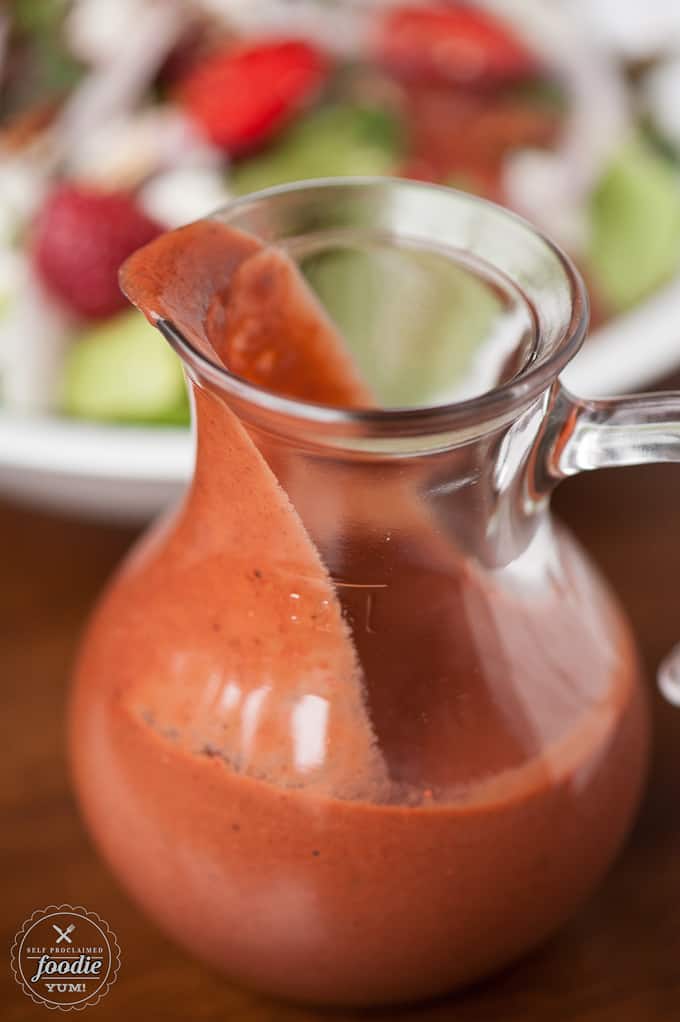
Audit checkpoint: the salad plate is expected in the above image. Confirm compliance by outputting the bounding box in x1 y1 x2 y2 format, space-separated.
3 0 680 519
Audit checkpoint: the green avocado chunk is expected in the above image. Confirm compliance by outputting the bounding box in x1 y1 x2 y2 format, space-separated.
588 140 680 311
62 310 189 425
231 104 402 196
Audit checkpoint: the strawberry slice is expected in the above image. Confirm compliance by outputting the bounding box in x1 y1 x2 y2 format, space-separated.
374 5 540 87
177 39 330 155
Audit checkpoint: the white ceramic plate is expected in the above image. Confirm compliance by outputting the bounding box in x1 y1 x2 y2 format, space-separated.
2 291 679 522
0 414 193 520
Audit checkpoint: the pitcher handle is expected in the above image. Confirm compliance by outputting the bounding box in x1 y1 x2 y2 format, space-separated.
543 383 680 703
544 385 680 477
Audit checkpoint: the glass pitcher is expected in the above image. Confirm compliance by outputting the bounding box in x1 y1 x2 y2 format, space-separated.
70 179 664 1006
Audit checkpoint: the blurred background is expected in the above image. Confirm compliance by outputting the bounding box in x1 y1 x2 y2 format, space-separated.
4 0 680 516
5 5 680 1019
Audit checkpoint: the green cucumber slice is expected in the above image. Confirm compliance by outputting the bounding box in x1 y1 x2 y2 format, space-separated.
62 310 189 425
588 140 680 311
231 104 402 196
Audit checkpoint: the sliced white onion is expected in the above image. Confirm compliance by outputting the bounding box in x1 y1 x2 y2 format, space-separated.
54 0 189 157
66 108 222 190
0 156 49 244
564 0 680 62
0 249 22 297
642 57 680 151
564 274 680 396
479 0 632 251
66 0 154 65
0 266 73 413
140 166 232 227
195 0 395 57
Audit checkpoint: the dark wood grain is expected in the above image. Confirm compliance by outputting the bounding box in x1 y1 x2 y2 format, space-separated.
3 401 680 1020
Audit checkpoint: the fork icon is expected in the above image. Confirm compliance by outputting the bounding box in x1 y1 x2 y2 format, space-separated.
53 923 75 944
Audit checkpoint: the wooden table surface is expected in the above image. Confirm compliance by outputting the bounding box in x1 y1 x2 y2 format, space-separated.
3 425 680 1020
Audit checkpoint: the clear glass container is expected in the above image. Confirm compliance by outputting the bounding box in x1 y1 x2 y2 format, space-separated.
70 179 664 1006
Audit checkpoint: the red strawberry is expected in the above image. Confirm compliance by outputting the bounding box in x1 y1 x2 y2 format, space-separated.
374 5 539 87
397 155 440 182
33 184 163 320
177 38 330 155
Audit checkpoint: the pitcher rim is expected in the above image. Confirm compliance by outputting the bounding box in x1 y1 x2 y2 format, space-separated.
158 177 589 440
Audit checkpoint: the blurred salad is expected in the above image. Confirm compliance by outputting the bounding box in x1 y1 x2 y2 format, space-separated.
2 0 680 427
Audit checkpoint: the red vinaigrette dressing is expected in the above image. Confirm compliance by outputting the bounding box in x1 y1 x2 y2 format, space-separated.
69 219 648 1004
